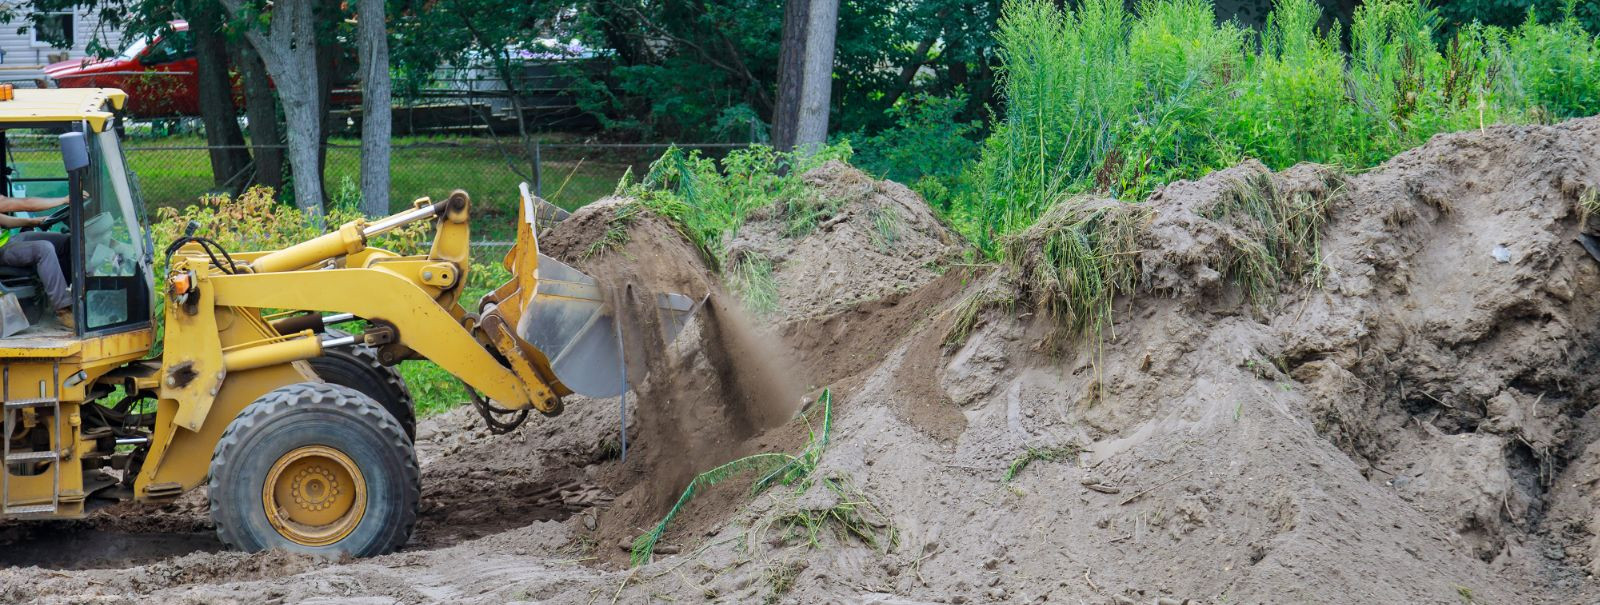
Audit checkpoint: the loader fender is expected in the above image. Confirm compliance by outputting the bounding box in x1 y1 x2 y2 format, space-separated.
308 329 416 441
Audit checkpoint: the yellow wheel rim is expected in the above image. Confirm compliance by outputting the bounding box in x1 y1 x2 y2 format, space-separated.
262 445 366 547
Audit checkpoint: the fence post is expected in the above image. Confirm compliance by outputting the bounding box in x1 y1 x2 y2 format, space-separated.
533 138 542 199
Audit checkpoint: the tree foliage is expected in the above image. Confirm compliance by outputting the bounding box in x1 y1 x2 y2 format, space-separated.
570 0 1002 140
1436 0 1600 36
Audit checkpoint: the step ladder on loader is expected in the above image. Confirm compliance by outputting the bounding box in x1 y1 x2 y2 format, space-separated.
2 362 62 515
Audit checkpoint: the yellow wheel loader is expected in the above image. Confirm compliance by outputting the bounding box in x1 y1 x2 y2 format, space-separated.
0 88 690 556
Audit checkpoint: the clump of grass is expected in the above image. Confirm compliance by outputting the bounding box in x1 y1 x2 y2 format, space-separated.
943 285 1015 346
869 204 903 250
1204 172 1337 305
1000 197 1148 347
1578 189 1600 226
762 559 803 605
782 189 846 238
584 202 644 258
726 252 779 314
765 476 896 552
631 389 834 566
948 168 1342 348
1003 443 1083 482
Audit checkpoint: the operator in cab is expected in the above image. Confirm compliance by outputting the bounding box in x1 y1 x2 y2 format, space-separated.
0 193 72 329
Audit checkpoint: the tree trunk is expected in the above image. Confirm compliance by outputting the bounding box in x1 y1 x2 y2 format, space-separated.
356 0 391 217
189 6 252 192
792 0 839 154
219 0 325 213
314 0 340 207
232 45 284 192
771 0 809 151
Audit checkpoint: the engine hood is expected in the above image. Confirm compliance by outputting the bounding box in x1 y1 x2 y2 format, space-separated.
43 57 117 79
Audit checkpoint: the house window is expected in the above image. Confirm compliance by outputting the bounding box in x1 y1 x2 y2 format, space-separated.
31 13 74 48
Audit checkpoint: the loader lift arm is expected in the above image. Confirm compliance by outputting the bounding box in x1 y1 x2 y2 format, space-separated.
138 190 569 500
161 190 561 419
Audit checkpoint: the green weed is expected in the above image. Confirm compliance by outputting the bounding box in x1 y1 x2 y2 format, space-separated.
399 361 471 417
631 389 834 566
765 476 896 552
726 253 779 315
1003 443 1083 482
585 202 643 258
631 144 851 268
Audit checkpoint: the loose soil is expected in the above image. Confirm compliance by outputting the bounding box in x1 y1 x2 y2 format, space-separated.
6 121 1600 604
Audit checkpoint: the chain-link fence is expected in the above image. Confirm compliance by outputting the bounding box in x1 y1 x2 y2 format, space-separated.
5 139 749 241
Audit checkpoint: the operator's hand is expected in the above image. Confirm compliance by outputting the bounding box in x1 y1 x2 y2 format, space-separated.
19 216 46 227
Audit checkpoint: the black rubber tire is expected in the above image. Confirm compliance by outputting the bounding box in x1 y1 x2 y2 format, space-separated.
209 382 419 557
307 330 416 441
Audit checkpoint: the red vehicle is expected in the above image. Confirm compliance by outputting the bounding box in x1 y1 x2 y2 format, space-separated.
44 21 359 119
43 22 203 117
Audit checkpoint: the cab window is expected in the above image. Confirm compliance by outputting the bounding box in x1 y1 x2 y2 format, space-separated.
4 130 69 199
81 130 149 332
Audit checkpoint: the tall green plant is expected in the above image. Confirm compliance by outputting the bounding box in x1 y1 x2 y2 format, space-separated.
631 143 851 267
1506 3 1600 121
956 0 1600 256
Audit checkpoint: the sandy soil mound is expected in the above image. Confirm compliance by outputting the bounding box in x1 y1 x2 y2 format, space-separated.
730 160 962 320
590 118 1600 603
8 120 1600 604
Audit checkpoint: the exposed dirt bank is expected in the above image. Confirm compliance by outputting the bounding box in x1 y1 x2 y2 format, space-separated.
5 121 1600 604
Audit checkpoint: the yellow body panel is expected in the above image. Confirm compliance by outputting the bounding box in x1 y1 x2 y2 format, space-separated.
6 188 572 518
0 88 126 132
0 327 155 517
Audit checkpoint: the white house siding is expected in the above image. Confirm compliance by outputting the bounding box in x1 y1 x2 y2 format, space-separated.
0 10 125 84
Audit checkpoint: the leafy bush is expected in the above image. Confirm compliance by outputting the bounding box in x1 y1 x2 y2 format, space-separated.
151 186 431 278
1506 4 1600 120
1437 0 1600 37
627 143 852 267
847 94 980 211
954 0 1600 254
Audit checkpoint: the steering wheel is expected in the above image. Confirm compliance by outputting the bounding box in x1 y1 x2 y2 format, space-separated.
23 206 70 232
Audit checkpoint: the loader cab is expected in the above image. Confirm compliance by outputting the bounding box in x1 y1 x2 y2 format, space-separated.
0 89 153 339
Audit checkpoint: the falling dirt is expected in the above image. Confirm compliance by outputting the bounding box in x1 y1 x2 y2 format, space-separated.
8 120 1600 603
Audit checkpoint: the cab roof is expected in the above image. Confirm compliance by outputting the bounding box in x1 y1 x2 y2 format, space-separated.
0 88 126 133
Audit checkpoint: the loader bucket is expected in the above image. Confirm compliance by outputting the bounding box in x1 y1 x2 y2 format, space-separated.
517 254 696 399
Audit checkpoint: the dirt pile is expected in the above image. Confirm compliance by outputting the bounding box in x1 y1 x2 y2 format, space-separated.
729 160 963 320
7 120 1600 604
590 118 1600 603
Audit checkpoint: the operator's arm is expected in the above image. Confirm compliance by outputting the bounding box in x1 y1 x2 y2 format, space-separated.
0 195 67 213
0 214 45 229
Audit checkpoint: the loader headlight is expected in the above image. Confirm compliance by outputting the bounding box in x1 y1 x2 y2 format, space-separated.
168 271 193 295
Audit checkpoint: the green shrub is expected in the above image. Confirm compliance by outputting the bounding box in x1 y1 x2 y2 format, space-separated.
847 93 981 211
1506 4 1600 120
955 0 1600 255
628 143 852 267
151 187 431 274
